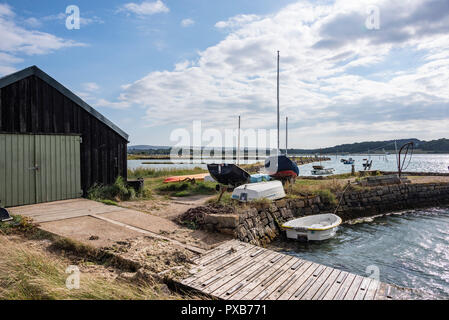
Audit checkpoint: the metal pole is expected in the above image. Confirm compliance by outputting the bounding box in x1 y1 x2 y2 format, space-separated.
394 140 399 175
277 51 280 155
285 117 288 156
237 115 241 166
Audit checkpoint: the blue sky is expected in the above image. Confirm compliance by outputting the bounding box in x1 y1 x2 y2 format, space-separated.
1 0 449 148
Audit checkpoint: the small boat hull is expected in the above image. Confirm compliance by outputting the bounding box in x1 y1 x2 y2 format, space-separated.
207 164 251 187
282 213 342 241
264 155 299 179
311 168 335 175
285 226 338 241
231 180 286 202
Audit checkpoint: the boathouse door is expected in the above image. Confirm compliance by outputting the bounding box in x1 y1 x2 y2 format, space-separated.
0 134 82 207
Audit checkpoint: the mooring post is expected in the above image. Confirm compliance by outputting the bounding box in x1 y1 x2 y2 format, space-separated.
217 186 227 203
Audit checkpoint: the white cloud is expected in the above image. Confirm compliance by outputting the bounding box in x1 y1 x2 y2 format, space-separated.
0 3 14 17
181 18 195 27
107 0 449 147
82 82 100 92
0 5 84 75
94 98 131 109
215 14 261 30
120 1 169 16
23 17 42 28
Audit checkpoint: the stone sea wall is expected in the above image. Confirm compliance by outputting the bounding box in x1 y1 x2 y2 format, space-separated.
195 182 449 245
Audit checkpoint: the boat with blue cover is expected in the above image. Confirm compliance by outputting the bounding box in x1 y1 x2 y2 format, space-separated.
250 173 272 183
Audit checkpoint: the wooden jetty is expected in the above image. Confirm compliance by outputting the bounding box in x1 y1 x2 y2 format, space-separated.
181 240 410 300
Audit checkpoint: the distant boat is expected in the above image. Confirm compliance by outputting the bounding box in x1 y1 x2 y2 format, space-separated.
207 164 250 187
342 158 355 165
231 180 286 202
264 155 299 179
311 165 335 175
362 159 373 170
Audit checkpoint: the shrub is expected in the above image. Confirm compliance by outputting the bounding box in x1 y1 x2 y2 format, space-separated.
249 198 272 210
87 176 136 202
316 189 337 206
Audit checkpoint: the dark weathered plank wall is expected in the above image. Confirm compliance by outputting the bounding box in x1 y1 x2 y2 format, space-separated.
0 75 127 195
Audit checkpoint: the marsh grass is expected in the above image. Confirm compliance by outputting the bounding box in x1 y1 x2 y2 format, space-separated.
127 167 207 179
0 235 178 300
206 192 234 205
156 181 216 197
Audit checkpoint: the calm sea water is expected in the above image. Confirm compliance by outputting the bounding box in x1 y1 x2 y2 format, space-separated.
276 208 449 299
127 159 260 170
128 154 449 175
297 154 449 176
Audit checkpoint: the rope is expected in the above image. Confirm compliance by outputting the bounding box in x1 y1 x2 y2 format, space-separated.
333 181 351 215
401 143 414 171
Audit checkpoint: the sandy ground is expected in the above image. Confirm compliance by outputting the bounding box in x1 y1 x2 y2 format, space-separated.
40 216 143 248
120 195 216 220
38 195 231 252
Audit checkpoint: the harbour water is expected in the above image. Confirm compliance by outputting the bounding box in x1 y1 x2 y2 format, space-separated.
128 154 449 174
297 154 449 176
127 158 260 171
277 207 449 299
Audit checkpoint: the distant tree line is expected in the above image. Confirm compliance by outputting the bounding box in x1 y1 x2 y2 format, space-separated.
128 138 449 155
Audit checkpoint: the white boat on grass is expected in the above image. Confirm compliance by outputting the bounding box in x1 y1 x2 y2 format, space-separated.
311 165 335 175
231 180 286 202
281 213 342 241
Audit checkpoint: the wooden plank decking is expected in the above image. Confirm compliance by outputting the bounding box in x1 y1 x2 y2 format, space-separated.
182 240 410 300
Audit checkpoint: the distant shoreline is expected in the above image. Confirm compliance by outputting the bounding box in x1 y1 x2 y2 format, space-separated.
128 152 449 160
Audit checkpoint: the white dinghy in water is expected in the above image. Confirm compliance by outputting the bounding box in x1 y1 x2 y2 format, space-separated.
282 213 342 241
232 180 286 202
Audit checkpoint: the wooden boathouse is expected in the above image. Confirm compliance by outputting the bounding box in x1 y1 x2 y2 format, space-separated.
0 66 128 207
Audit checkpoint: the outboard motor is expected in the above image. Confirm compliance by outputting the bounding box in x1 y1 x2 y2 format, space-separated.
0 201 13 222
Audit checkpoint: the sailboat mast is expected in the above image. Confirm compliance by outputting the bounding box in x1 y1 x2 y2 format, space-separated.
277 51 280 155
285 116 288 156
237 115 241 166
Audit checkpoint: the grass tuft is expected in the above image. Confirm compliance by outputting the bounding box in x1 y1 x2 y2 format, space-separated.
88 176 136 202
128 167 207 179
0 235 178 300
157 181 216 197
